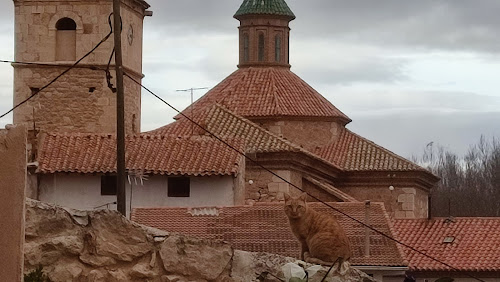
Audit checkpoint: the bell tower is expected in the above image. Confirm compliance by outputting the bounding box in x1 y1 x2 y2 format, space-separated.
12 0 150 134
234 0 295 68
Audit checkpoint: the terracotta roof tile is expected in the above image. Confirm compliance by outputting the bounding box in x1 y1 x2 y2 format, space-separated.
316 128 427 172
174 67 351 123
234 0 296 19
38 133 244 176
132 202 406 267
151 105 344 171
394 218 500 272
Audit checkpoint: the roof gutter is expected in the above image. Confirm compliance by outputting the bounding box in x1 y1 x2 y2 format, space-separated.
353 266 409 272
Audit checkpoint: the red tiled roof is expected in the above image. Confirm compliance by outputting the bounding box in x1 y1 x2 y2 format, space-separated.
315 128 426 172
151 104 298 154
174 67 351 123
150 105 344 171
394 218 500 272
132 202 407 267
38 133 244 176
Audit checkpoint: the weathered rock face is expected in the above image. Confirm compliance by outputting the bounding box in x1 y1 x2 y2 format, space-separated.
25 199 377 282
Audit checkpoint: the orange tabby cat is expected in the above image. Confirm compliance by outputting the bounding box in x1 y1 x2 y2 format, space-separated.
284 192 351 271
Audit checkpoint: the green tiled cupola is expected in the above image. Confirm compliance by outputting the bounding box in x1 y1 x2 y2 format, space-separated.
234 0 295 19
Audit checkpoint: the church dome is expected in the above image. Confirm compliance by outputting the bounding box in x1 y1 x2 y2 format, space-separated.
176 67 351 124
234 0 296 20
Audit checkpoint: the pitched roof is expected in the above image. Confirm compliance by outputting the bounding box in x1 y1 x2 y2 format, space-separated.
315 128 427 172
150 105 344 172
175 67 351 124
394 218 500 272
151 104 298 154
234 0 295 20
38 133 244 176
132 202 407 267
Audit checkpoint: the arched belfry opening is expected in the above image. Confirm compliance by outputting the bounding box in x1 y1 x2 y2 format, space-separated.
258 33 265 62
234 0 295 68
56 17 77 61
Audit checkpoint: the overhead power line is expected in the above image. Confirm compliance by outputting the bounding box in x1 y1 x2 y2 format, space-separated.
124 72 485 282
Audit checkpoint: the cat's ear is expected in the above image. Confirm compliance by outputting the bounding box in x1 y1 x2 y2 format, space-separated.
284 193 291 201
299 192 308 201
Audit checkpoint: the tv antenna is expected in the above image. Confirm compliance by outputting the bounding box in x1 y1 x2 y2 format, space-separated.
176 87 209 134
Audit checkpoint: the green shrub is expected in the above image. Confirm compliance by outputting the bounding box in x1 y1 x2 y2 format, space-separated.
24 265 50 282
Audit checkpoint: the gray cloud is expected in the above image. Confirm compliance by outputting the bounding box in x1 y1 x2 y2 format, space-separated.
349 111 500 158
329 90 500 114
142 0 500 53
295 56 408 85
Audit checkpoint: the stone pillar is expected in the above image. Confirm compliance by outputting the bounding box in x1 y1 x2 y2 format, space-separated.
0 124 27 281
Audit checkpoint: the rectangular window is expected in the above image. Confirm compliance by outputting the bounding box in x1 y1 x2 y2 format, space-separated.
101 175 117 195
168 177 190 197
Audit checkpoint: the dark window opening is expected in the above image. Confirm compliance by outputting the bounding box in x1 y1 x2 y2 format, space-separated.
89 87 96 93
168 177 190 197
101 175 117 195
275 35 281 62
243 34 249 63
56 18 77 30
258 33 265 62
287 33 290 64
30 87 40 95
56 18 77 61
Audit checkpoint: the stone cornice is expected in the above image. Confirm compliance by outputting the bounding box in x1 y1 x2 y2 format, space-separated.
337 170 439 192
247 151 343 180
12 62 144 79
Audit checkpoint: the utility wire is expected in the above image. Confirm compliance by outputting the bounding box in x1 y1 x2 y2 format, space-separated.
124 73 485 282
0 14 116 120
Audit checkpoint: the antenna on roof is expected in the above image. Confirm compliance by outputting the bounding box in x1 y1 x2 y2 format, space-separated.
176 87 209 134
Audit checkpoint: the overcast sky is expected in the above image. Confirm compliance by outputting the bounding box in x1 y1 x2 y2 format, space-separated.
0 0 499 159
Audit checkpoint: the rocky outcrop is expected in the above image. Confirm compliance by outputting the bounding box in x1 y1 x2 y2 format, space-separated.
25 199 376 282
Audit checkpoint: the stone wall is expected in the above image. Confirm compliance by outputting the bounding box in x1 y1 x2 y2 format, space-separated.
244 168 303 203
0 125 27 282
12 0 146 134
340 185 428 219
13 0 146 69
25 199 376 282
256 119 341 152
13 66 141 134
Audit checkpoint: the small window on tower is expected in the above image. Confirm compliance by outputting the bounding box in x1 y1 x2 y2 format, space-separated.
275 35 282 62
243 34 249 62
56 17 77 61
168 177 190 197
101 175 117 196
258 33 265 62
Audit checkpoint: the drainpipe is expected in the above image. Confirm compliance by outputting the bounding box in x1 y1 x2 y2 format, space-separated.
364 200 371 257
428 195 432 220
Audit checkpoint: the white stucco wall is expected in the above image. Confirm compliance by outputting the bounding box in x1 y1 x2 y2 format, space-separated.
39 173 235 217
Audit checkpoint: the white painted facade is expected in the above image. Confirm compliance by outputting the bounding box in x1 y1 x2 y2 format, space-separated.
39 173 235 217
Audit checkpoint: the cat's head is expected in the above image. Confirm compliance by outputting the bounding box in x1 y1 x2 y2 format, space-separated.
284 192 308 219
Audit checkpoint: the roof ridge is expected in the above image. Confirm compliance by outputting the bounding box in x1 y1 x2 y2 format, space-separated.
270 68 282 116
